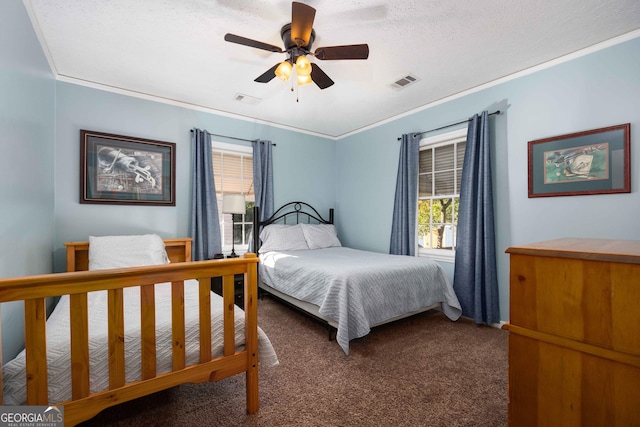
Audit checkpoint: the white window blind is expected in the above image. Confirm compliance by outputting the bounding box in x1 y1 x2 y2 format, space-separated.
212 152 254 197
417 129 466 259
211 144 254 251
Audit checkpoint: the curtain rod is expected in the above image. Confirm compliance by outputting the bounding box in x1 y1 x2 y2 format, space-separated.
397 110 501 141
190 129 276 145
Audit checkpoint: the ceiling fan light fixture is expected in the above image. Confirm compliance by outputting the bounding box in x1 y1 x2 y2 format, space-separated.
224 2 369 91
297 74 312 86
275 60 293 81
295 55 312 76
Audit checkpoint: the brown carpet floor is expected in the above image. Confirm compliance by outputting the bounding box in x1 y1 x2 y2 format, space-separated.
79 296 508 427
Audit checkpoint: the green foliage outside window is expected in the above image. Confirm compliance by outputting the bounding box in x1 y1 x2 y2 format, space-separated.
418 198 459 249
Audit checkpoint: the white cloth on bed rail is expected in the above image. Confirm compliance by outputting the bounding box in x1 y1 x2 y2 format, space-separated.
259 247 462 355
2 279 278 405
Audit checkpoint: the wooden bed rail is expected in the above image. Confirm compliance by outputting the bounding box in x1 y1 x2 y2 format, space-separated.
0 254 259 426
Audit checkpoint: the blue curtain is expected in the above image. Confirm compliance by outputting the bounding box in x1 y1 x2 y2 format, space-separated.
453 112 500 325
250 139 274 248
190 128 221 261
389 133 420 255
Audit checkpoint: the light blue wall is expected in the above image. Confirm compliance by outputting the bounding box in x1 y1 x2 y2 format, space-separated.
3 0 639 361
0 1 55 360
53 82 336 271
337 37 640 322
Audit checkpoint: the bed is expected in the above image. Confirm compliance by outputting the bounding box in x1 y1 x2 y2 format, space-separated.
252 202 462 355
0 235 278 426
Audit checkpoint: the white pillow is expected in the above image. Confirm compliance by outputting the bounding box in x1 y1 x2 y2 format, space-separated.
259 224 309 253
88 234 169 270
300 224 342 249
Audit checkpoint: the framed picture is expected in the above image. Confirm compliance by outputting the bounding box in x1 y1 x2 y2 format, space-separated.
80 130 176 205
528 123 630 198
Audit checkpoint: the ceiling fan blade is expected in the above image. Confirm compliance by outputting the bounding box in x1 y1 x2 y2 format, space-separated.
254 63 280 83
224 33 283 53
311 63 334 89
290 2 316 47
314 44 370 60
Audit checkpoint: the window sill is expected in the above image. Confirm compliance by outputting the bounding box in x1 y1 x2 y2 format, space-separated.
418 249 455 263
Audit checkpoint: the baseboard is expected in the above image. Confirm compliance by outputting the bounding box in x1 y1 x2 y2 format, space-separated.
497 321 509 330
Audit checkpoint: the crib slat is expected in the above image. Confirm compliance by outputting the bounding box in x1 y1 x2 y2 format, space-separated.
70 293 90 399
199 278 212 363
171 281 185 370
24 298 48 404
140 284 156 380
108 288 125 388
223 275 235 356
244 256 259 414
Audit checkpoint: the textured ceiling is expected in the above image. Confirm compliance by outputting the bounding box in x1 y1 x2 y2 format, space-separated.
25 0 640 138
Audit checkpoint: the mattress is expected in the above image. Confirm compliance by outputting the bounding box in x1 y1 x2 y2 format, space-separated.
2 279 279 405
259 247 462 354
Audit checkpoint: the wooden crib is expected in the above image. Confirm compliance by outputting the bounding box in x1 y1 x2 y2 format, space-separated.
0 238 261 426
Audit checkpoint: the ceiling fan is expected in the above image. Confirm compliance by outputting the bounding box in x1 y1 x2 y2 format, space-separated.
224 2 369 90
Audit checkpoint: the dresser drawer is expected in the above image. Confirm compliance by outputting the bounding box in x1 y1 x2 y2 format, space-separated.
509 252 640 357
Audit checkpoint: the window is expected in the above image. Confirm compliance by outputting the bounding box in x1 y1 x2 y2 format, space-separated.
417 129 466 260
212 142 254 253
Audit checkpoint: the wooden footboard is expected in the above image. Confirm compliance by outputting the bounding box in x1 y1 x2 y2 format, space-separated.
0 238 260 426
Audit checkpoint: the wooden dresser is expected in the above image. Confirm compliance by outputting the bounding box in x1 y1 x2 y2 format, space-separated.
506 238 640 427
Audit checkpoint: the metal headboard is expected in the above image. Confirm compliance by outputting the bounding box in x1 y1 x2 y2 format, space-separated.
252 201 334 253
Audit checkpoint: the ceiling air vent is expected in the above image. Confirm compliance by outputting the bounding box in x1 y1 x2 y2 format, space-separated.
233 93 261 105
391 74 420 91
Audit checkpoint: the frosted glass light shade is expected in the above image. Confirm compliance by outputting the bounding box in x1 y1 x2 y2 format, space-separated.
297 74 312 86
295 55 312 76
274 61 292 81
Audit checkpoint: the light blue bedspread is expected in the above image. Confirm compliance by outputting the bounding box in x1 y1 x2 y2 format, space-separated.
259 247 462 354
